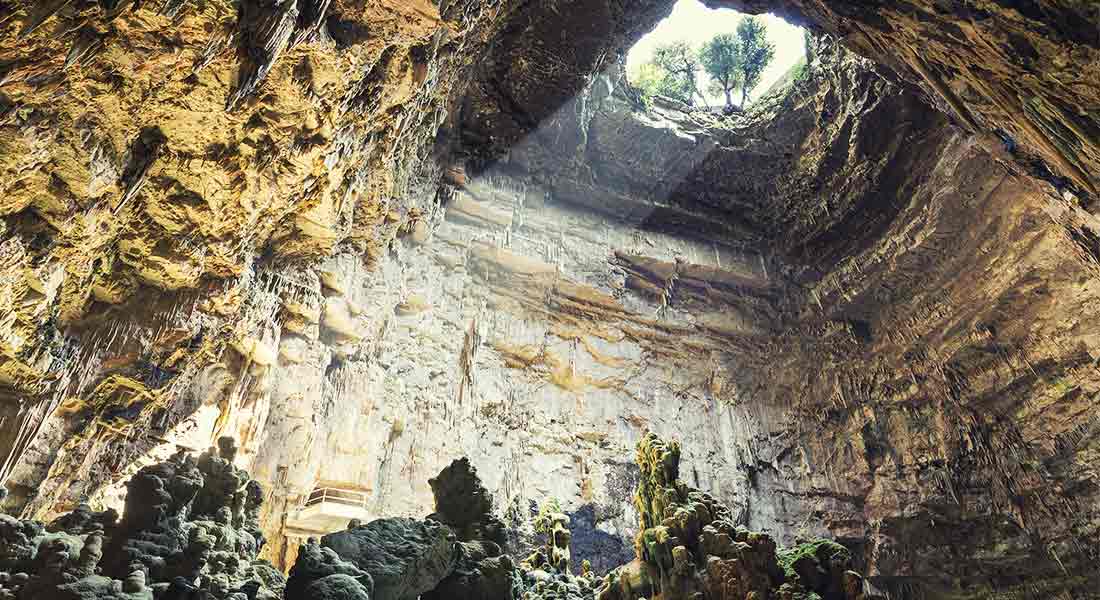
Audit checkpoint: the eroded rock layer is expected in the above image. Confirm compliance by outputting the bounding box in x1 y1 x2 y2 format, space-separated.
711 0 1100 201
0 1 1097 599
0 433 872 600
462 34 1100 598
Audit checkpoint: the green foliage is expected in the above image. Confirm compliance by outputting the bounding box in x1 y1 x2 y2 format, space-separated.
631 17 779 109
1051 377 1077 397
533 498 562 535
777 539 851 581
790 56 808 83
628 62 664 106
777 584 824 600
734 16 777 107
649 40 703 105
699 33 743 109
793 29 813 83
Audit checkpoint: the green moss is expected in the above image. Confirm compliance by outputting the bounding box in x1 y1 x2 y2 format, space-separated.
778 582 824 600
777 539 850 581
1050 377 1076 397
533 497 562 534
791 57 808 82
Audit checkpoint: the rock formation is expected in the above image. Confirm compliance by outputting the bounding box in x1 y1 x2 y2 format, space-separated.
711 0 1100 201
0 438 283 600
0 1 1097 598
456 31 1100 600
0 431 864 600
284 540 375 600
316 518 457 600
597 433 866 600
423 458 518 600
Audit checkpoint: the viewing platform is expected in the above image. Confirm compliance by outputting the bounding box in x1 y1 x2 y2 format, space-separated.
285 482 374 538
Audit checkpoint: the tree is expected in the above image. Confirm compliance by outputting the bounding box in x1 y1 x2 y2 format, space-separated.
650 41 705 106
734 16 776 107
628 62 665 104
699 33 744 110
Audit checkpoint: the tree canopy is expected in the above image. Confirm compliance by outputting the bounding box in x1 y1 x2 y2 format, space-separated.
648 41 705 106
699 33 743 109
633 16 777 110
734 16 776 107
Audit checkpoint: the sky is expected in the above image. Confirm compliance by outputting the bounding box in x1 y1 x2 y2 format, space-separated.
626 0 806 105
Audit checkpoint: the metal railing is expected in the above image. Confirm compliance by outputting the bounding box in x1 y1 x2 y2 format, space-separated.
303 486 372 510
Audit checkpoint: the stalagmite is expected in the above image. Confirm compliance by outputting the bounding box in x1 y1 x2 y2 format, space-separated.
0 0 1096 597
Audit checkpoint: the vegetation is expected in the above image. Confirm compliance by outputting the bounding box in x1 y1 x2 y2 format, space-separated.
628 62 665 107
649 40 706 106
732 16 776 108
533 497 563 534
699 33 743 108
631 16 777 110
777 539 851 580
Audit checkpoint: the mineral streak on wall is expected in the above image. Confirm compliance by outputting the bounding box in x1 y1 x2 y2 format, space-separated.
1 0 1099 597
233 161 779 568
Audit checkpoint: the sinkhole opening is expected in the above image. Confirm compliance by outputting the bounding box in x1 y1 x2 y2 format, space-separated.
625 0 807 110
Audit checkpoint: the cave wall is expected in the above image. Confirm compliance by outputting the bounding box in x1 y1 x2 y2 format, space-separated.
0 0 480 510
237 161 777 569
0 0 709 574
0 0 675 517
748 129 1100 597
708 0 1100 203
0 0 1098 598
458 35 1100 597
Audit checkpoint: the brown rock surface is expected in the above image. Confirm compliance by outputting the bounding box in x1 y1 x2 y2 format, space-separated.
0 2 1097 599
709 0 1100 200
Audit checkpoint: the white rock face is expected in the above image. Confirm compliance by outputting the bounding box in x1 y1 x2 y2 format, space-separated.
11 170 770 569
224 170 772 566
322 297 363 341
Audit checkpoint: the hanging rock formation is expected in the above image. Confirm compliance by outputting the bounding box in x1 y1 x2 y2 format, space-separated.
710 0 1100 201
0 1 1098 599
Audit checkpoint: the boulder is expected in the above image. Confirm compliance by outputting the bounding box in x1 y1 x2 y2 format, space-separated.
303 574 373 600
421 553 518 600
285 540 375 600
321 518 457 600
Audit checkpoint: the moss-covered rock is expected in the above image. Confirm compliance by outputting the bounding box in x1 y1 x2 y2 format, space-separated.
598 432 869 600
0 441 282 600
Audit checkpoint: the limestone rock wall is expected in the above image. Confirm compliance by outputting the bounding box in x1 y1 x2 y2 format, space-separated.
0 0 677 544
244 160 777 568
731 0 1100 205
0 0 471 513
0 0 774 573
460 37 1100 598
0 1 1098 599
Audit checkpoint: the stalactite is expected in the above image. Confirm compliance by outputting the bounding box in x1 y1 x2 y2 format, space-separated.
63 26 106 70
228 0 300 109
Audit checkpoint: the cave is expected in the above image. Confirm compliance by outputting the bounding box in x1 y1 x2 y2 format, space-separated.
0 0 1097 599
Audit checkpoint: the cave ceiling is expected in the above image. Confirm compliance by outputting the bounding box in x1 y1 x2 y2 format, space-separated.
0 0 1097 598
